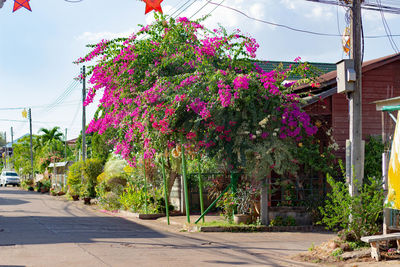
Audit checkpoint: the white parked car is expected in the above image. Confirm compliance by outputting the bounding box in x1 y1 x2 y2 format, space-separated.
0 171 21 187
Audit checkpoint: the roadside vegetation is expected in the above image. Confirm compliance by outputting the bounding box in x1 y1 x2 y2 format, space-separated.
8 16 394 265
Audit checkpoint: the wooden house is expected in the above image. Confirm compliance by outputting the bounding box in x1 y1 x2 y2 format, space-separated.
298 53 400 158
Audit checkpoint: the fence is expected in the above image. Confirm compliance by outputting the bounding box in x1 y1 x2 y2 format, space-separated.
186 173 327 210
51 174 67 189
270 176 327 207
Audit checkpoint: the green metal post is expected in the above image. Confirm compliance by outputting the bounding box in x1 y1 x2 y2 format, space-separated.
143 157 149 214
181 137 190 223
195 186 230 224
230 172 239 194
161 156 170 225
198 158 205 223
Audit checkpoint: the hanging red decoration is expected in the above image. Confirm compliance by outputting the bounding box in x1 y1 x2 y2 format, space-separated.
13 0 31 12
143 0 163 15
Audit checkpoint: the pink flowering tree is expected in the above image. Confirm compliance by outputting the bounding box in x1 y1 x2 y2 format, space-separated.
77 15 318 221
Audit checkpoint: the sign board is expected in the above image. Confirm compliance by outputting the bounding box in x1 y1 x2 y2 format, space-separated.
386 111 400 209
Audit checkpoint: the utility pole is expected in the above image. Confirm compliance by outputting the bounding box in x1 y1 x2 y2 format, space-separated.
64 128 67 161
10 127 13 151
349 0 363 197
81 66 86 162
4 131 7 169
28 108 34 180
10 127 13 167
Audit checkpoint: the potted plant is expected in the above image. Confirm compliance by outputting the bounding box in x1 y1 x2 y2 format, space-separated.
234 187 253 224
80 184 91 205
50 188 57 196
70 184 81 201
40 179 51 193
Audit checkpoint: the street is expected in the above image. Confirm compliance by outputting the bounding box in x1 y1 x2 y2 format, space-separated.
0 187 334 267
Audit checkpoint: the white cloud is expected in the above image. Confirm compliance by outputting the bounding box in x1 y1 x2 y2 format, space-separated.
162 0 269 31
75 29 135 43
280 0 335 20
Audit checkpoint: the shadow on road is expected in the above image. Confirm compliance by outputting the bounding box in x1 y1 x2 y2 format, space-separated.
0 197 29 205
0 188 32 195
0 215 167 246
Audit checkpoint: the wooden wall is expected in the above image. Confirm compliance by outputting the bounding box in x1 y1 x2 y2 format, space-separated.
331 60 400 159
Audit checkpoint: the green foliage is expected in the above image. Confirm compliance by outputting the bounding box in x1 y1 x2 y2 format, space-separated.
0 132 6 147
331 248 343 257
70 184 82 196
11 135 36 176
364 136 384 180
80 183 91 198
95 181 123 210
245 139 299 180
269 215 297 226
91 130 114 164
20 179 34 190
67 161 84 187
41 179 51 190
216 191 236 223
293 136 338 178
318 174 384 240
83 158 103 197
119 182 166 214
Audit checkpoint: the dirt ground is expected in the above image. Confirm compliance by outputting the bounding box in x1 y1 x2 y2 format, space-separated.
292 237 400 266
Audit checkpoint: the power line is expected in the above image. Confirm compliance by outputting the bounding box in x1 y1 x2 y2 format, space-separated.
175 0 198 18
0 101 80 111
305 0 400 14
376 0 399 53
45 80 79 112
205 1 400 39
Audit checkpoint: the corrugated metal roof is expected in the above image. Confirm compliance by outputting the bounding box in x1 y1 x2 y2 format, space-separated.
299 53 400 91
256 60 336 79
49 161 71 168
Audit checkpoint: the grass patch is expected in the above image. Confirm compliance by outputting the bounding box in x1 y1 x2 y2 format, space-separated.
198 220 259 227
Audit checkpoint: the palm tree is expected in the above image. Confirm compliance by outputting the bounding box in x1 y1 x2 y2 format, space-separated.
38 127 63 148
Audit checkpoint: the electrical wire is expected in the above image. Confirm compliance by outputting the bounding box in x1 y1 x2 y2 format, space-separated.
189 0 212 19
45 80 79 112
204 1 400 39
168 0 194 18
376 0 399 53
305 0 400 14
0 101 80 111
174 0 198 18
203 0 225 18
206 1 341 37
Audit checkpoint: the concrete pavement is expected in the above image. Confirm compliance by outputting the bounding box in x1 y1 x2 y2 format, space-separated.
0 187 335 267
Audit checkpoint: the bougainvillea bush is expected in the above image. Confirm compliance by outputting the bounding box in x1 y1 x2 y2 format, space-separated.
77 14 318 179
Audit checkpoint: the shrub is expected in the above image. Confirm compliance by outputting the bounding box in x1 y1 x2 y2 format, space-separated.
318 174 384 240
216 191 236 223
269 215 297 226
20 179 34 189
83 158 103 197
84 158 103 184
364 136 384 180
67 161 84 187
119 182 168 214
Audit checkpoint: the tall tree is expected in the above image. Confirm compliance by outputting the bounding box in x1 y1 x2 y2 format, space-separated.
38 127 63 148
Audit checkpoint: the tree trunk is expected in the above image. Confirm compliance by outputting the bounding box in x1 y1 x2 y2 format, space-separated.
165 156 179 199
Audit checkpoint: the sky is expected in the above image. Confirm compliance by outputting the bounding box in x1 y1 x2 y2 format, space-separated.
0 0 399 142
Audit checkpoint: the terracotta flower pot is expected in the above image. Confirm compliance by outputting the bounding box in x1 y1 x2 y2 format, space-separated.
83 197 91 205
234 214 250 225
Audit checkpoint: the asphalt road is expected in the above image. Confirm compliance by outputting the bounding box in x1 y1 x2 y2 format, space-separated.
0 187 335 267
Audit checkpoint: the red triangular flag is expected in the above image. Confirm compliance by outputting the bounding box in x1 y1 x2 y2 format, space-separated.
13 0 31 12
